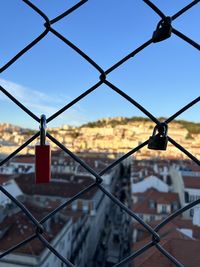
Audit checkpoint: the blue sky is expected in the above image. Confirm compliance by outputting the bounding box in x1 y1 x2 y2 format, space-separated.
0 0 199 129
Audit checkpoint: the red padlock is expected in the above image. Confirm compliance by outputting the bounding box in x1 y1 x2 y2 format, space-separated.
35 115 51 183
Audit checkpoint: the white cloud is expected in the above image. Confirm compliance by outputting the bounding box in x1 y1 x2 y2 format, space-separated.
0 78 87 126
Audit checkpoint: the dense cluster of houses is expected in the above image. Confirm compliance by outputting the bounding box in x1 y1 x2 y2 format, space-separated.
0 152 200 266
0 151 124 267
131 159 200 267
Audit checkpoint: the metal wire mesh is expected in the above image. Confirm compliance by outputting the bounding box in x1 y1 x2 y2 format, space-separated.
0 1 200 266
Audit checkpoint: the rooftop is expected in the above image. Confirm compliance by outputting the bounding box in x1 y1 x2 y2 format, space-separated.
0 203 67 256
132 229 200 267
183 175 200 189
133 188 179 215
15 173 98 200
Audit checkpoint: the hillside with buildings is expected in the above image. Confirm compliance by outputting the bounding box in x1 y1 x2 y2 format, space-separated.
0 117 200 159
0 119 200 266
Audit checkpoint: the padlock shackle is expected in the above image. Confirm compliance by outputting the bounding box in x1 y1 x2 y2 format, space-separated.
156 16 171 30
157 122 168 136
40 114 47 146
152 122 168 137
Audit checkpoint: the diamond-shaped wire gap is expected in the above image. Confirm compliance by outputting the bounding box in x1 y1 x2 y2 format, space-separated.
45 130 160 244
106 38 200 122
13 169 98 264
12 165 103 267
47 84 155 166
2 33 102 119
47 122 149 198
1 35 99 111
0 0 50 73
53 0 155 70
35 1 104 75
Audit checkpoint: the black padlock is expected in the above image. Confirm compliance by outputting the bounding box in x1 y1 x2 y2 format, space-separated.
148 124 168 151
152 17 172 43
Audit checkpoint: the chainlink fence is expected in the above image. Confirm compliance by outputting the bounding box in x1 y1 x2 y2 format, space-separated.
0 1 200 266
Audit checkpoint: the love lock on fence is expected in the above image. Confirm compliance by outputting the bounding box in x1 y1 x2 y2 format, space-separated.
35 114 51 183
152 16 172 43
148 122 168 150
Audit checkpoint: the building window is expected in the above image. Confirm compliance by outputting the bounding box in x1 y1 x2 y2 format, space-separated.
149 200 155 209
184 191 189 203
161 205 167 214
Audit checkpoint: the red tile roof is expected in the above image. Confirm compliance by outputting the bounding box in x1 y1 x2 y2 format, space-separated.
133 217 200 241
183 176 200 189
133 188 179 215
188 164 200 172
0 203 67 255
12 155 35 164
0 174 13 185
134 188 179 202
15 173 98 200
132 229 200 267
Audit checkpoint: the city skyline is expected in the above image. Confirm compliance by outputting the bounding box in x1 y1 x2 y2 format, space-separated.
1 0 199 129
